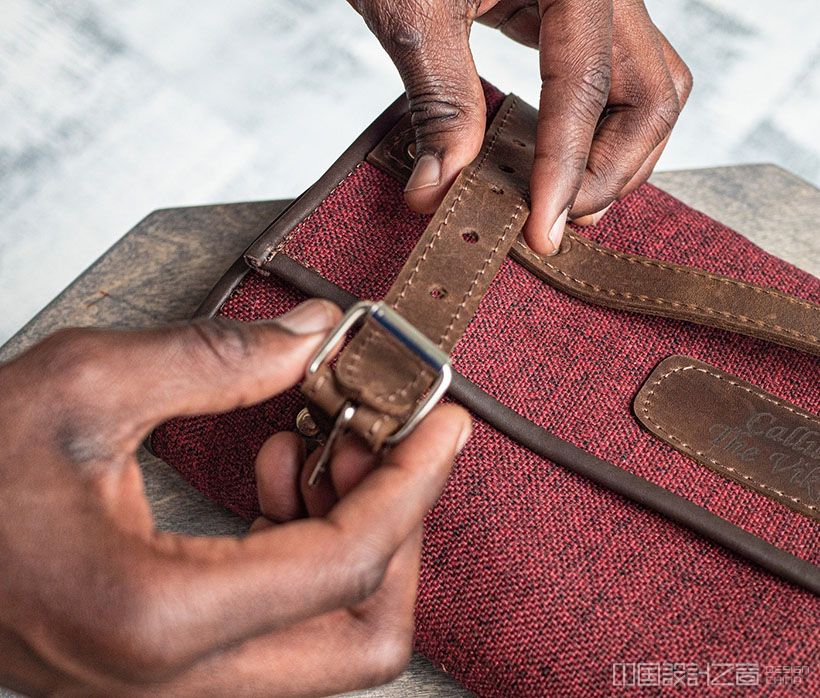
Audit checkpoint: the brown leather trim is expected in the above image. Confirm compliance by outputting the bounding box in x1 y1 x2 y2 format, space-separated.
194 257 251 319
636 355 820 521
157 247 820 591
511 233 820 356
244 94 409 271
150 89 820 592
264 254 820 595
302 95 535 448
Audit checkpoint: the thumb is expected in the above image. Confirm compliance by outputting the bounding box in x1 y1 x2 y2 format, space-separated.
362 3 486 213
41 299 343 446
141 299 342 425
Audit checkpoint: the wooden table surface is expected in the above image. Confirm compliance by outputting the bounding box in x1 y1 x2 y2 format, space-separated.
1 164 818 698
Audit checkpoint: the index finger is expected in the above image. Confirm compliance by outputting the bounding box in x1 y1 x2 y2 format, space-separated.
523 0 612 254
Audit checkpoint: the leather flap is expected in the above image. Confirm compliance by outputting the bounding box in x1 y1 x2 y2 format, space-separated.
635 355 820 521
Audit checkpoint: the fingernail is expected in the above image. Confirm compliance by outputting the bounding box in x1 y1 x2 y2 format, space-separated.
276 300 335 335
594 203 613 223
546 208 569 255
405 154 441 192
573 203 612 227
455 420 473 454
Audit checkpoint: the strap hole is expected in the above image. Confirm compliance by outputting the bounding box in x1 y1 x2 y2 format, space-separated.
490 185 504 195
462 230 479 244
429 285 448 300
499 164 515 173
513 139 527 148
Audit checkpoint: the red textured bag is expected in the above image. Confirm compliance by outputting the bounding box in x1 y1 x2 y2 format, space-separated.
152 83 820 696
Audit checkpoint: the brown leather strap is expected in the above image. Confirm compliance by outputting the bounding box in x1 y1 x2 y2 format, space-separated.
368 99 820 358
511 233 820 356
304 91 819 444
303 94 535 447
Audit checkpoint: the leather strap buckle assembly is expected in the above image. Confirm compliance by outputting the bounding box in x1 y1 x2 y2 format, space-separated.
306 301 453 484
301 94 534 451
308 300 453 440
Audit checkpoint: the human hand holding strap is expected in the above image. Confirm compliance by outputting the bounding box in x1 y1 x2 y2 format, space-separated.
350 0 692 253
0 300 470 695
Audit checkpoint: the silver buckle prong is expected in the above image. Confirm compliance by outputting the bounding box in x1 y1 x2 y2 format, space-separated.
307 402 355 487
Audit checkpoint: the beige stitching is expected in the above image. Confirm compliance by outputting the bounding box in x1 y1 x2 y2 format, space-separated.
368 413 388 437
565 232 820 311
439 201 525 348
343 96 522 407
641 363 820 513
514 242 820 344
395 97 518 306
338 180 467 401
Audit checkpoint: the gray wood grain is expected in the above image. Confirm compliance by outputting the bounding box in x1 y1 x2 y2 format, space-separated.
0 165 818 698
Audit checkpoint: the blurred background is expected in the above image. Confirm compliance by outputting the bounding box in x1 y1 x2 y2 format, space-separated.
1 0 818 344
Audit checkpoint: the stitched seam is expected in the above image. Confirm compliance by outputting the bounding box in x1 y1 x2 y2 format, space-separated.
339 168 479 401
641 364 820 513
394 97 518 306
362 326 433 406
263 163 364 264
368 413 389 437
514 243 820 343
565 232 820 311
438 200 525 348
344 97 521 408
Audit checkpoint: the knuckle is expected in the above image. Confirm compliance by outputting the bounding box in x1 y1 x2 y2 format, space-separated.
343 540 390 604
29 329 125 464
585 153 624 203
405 76 481 144
187 317 254 372
362 624 414 686
361 6 481 147
581 60 613 104
553 145 591 178
557 58 612 121
42 328 111 398
379 12 425 54
92 574 184 683
645 84 681 140
674 62 694 103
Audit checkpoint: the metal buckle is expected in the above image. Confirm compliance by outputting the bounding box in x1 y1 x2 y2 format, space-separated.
305 301 452 485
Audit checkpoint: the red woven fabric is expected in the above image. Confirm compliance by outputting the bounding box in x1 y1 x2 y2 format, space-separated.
152 86 820 696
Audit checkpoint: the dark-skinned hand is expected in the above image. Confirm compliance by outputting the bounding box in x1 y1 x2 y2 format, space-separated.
0 299 471 696
350 0 692 253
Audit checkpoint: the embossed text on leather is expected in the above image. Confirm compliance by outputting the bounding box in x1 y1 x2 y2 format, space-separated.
635 355 820 521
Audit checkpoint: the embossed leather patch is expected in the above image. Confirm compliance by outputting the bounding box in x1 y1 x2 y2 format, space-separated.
635 356 820 521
